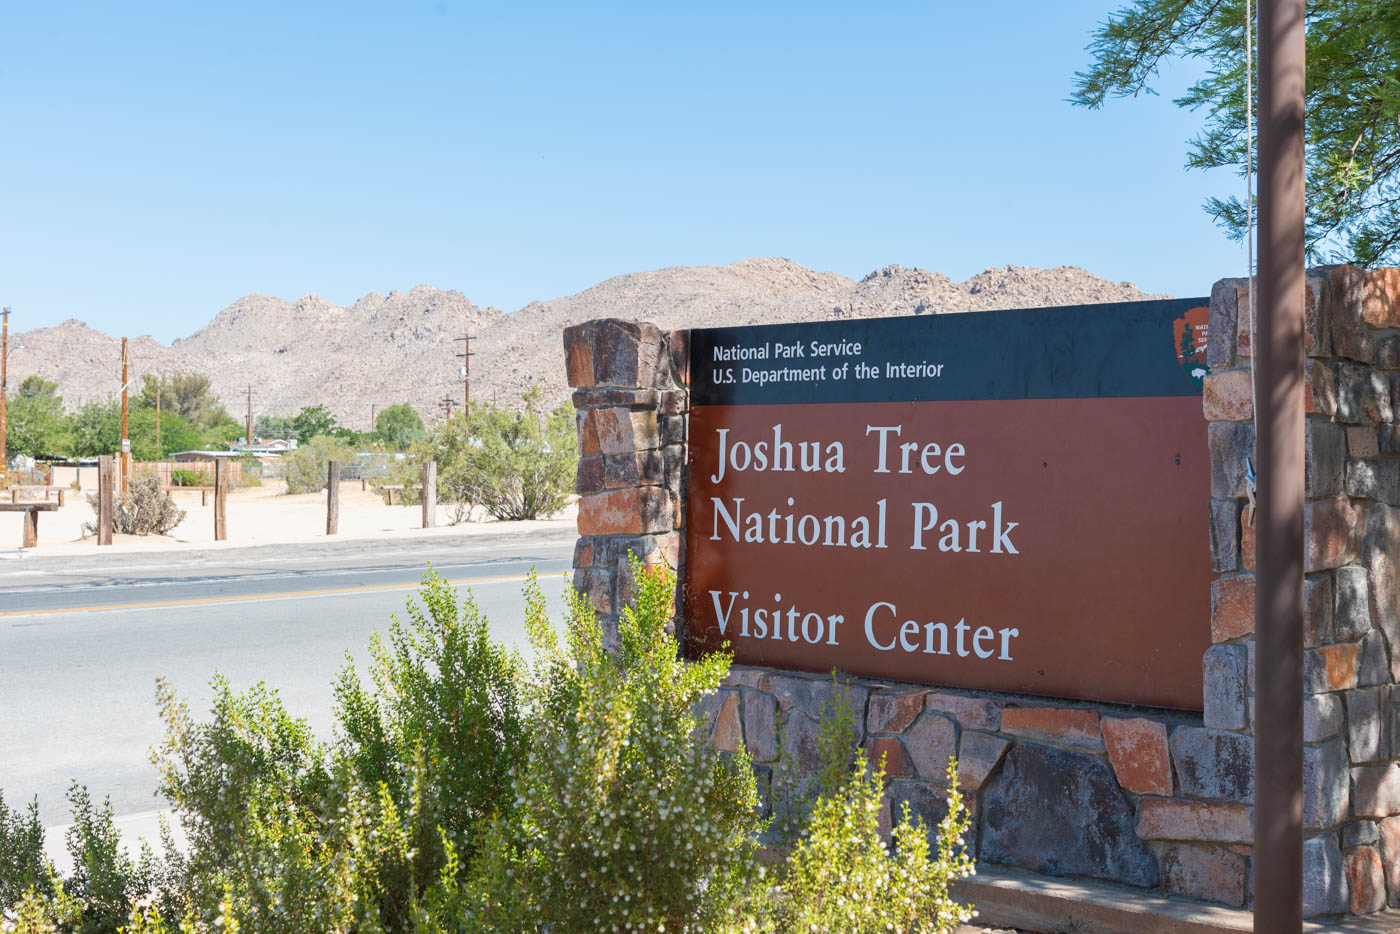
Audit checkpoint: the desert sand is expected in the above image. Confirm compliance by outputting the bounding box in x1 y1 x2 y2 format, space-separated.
0 480 578 558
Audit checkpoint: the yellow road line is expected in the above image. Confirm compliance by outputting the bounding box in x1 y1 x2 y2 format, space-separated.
0 571 569 619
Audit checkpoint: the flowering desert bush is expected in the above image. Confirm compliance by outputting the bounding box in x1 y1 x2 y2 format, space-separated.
0 559 975 933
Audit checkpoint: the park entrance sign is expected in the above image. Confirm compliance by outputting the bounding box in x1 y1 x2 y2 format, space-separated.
682 299 1212 710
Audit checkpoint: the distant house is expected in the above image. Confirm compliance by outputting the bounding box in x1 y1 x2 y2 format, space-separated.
230 439 298 455
169 450 246 464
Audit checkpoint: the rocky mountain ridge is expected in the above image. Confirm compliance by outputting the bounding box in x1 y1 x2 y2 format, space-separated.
6 259 1170 427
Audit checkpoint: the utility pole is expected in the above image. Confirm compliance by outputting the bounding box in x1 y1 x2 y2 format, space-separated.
156 385 162 454
0 307 9 485
246 385 253 445
371 403 377 434
455 335 474 435
438 396 455 421
1253 0 1306 929
120 337 130 493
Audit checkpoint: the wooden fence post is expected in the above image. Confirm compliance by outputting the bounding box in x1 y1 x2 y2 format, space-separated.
214 458 228 541
327 461 340 535
97 456 114 546
422 460 437 529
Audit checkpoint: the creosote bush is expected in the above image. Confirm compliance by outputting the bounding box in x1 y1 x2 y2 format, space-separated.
83 474 185 537
282 435 357 495
0 559 975 932
414 388 576 521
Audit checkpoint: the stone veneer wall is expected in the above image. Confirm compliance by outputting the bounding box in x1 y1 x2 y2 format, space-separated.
562 266 1400 919
1204 265 1400 917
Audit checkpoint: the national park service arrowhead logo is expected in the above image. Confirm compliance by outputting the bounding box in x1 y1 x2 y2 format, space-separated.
1173 306 1209 390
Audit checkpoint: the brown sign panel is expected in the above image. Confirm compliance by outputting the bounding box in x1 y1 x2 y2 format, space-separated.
682 300 1212 710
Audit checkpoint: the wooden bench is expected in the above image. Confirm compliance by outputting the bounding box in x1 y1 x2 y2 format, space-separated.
0 502 60 548
9 486 66 507
379 484 421 506
163 485 215 506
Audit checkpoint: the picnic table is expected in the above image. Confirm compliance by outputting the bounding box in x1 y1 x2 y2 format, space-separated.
9 485 67 507
0 502 60 548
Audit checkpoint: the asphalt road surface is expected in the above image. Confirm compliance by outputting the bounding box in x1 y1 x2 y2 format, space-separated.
0 529 576 825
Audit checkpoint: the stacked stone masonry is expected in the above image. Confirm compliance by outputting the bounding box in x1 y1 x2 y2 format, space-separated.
563 266 1400 920
566 319 689 646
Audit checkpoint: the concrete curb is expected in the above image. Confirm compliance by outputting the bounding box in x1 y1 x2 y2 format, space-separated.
956 865 1400 933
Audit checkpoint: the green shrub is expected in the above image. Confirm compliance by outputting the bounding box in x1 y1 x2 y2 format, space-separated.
169 469 208 488
765 754 975 933
0 790 49 908
416 387 576 521
767 676 861 847
4 562 978 932
61 785 174 934
376 456 423 507
334 568 525 921
459 558 763 930
235 455 262 488
151 675 348 933
282 435 357 494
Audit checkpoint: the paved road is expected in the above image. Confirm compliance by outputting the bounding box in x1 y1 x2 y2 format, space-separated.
0 529 576 824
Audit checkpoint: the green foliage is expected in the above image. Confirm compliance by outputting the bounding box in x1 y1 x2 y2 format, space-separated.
8 377 67 459
151 675 353 932
169 469 208 488
63 404 208 461
0 785 176 934
466 558 764 930
136 375 230 430
0 790 49 908
765 756 975 933
418 388 576 521
290 406 338 444
282 435 356 494
6 391 68 459
374 404 427 450
768 676 860 847
150 413 204 460
17 375 59 399
2 562 979 932
334 569 526 897
61 785 175 934
1072 0 1400 265
253 414 296 440
235 454 262 488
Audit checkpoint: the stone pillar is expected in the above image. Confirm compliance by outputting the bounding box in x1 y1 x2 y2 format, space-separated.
1205 265 1400 916
563 319 688 644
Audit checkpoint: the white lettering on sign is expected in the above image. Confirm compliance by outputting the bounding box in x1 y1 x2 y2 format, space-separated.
707 591 1019 660
702 420 1025 657
863 602 1019 660
711 425 845 484
707 589 845 645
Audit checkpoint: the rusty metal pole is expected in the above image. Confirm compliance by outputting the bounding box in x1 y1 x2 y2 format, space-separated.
1253 0 1306 928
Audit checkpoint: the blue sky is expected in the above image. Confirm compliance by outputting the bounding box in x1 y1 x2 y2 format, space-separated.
0 1 1245 342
